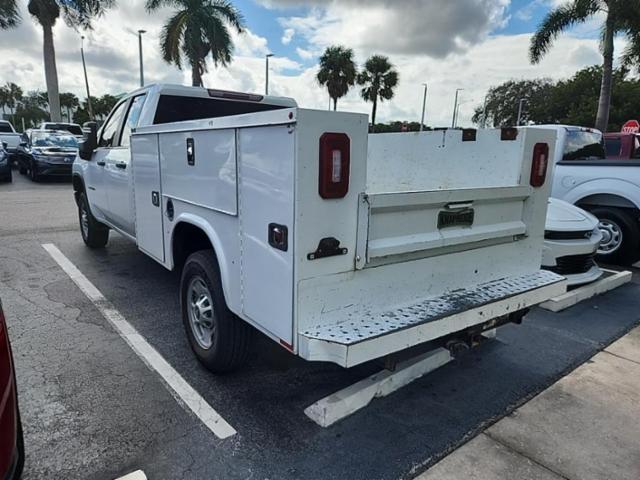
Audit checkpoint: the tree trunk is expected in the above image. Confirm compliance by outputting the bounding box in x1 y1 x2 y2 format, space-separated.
41 22 62 122
333 97 337 111
191 64 202 87
371 96 378 127
595 15 614 132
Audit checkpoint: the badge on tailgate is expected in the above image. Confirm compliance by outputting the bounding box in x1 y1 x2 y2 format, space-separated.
438 203 475 229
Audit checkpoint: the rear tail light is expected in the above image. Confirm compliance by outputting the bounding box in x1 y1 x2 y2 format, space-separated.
319 133 350 199
530 142 549 188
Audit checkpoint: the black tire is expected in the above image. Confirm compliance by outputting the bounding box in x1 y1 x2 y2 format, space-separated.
180 250 252 373
18 165 26 174
29 162 39 182
78 191 109 248
1 171 10 183
591 206 640 266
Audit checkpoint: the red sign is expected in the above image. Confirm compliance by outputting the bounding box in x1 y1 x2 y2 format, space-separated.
621 120 640 134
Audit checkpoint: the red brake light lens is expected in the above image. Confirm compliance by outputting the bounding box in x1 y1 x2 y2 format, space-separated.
530 142 549 188
319 133 350 199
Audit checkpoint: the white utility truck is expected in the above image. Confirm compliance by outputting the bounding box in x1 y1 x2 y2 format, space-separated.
73 84 565 372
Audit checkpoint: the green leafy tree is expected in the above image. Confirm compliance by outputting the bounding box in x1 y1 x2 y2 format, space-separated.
0 0 20 29
317 45 357 111
14 90 50 129
0 82 24 123
530 0 640 132
146 0 245 87
473 66 640 131
0 1 118 123
59 92 79 122
472 79 555 127
357 55 399 127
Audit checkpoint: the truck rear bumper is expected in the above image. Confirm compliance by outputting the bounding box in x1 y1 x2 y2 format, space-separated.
298 270 566 368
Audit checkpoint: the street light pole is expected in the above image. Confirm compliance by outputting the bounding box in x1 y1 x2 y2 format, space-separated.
517 98 526 126
420 83 428 132
265 53 274 95
80 36 94 121
452 88 463 128
138 30 147 88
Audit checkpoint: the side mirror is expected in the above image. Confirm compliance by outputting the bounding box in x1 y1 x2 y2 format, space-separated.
19 141 27 148
79 122 98 160
1 141 7 150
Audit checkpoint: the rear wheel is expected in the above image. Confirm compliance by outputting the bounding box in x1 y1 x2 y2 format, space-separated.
591 206 640 266
78 191 109 248
180 250 252 373
18 165 26 174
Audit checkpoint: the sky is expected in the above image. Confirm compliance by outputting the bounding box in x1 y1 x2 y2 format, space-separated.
0 0 625 127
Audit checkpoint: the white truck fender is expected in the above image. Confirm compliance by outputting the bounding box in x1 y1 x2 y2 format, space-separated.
168 212 234 305
561 178 640 210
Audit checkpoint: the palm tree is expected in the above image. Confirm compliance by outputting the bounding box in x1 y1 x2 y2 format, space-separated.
26 1 117 122
530 0 640 132
357 55 398 127
0 0 20 29
146 0 245 87
317 46 357 111
3 83 23 123
60 92 80 122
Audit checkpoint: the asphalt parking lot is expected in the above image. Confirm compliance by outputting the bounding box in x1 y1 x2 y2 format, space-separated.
1 171 639 480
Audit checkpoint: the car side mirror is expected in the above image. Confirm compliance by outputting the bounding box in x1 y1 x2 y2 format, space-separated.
79 122 98 160
1 141 7 150
19 141 27 148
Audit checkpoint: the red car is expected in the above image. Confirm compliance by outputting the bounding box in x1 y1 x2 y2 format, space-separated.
0 300 23 479
604 132 640 160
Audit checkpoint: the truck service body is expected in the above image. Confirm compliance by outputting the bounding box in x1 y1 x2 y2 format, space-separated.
73 84 565 371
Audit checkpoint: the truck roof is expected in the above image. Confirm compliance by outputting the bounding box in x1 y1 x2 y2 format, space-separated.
128 83 297 108
530 124 602 134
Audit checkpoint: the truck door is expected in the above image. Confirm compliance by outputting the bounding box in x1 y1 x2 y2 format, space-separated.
90 100 128 225
103 94 147 237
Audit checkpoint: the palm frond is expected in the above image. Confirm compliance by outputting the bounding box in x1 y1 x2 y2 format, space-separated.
207 0 244 32
160 9 189 68
529 0 600 63
0 0 21 29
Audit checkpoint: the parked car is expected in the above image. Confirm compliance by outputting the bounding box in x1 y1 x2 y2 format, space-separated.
15 130 78 181
543 198 602 286
0 121 22 161
0 142 12 183
72 84 564 373
604 132 640 160
534 125 640 265
0 299 24 480
37 122 84 140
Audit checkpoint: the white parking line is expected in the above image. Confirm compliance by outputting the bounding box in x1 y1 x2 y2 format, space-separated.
42 243 237 439
115 470 147 480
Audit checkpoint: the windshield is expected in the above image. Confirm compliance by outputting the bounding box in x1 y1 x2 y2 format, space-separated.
562 131 606 161
32 132 79 148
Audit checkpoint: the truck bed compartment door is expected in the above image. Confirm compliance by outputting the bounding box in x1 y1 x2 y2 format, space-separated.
357 186 530 268
131 133 165 262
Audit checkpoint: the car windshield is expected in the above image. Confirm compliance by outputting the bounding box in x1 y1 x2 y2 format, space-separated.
562 131 606 161
32 132 79 148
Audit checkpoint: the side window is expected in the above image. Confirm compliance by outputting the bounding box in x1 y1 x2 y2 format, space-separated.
633 136 640 159
98 101 128 148
120 95 147 147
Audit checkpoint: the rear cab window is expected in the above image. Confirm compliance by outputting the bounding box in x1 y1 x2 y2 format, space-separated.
562 130 606 161
605 137 622 158
153 93 287 125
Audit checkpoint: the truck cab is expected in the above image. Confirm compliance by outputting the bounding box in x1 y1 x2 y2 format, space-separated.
604 132 640 160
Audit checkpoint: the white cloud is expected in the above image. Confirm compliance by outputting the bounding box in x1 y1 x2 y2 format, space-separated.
295 47 314 60
281 28 295 45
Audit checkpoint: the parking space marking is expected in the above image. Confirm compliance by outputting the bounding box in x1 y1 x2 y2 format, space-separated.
42 243 237 439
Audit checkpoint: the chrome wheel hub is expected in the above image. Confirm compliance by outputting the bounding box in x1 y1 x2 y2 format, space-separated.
597 219 622 254
187 276 215 349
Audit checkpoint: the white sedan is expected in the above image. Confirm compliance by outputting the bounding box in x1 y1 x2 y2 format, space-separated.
543 198 603 286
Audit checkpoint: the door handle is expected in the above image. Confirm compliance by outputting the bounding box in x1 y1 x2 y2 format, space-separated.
115 162 127 169
96 161 105 166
